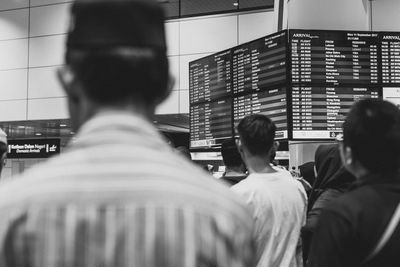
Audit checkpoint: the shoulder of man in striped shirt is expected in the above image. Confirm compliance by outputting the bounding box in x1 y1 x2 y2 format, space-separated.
0 115 257 267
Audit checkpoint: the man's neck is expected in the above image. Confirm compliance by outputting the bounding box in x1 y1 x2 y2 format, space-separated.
225 167 246 177
245 156 276 174
74 101 155 132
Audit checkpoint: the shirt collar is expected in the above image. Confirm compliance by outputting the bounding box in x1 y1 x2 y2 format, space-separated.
70 110 165 148
349 171 400 190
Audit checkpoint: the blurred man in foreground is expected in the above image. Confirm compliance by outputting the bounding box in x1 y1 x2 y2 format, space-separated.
0 1 255 266
232 114 307 267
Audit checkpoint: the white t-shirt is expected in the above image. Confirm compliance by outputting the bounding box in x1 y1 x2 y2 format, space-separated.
232 171 307 267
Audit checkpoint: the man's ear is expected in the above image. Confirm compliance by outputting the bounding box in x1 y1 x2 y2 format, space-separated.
155 74 175 106
340 145 353 166
57 66 80 102
236 138 244 155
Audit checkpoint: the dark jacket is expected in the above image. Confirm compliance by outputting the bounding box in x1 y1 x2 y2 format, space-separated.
308 145 354 211
302 145 356 262
308 172 400 267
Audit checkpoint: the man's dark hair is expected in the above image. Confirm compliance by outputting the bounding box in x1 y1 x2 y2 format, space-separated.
237 114 276 156
66 47 169 105
221 138 243 168
343 98 400 173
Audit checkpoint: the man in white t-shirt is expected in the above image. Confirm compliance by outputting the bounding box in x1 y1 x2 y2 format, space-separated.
232 114 307 267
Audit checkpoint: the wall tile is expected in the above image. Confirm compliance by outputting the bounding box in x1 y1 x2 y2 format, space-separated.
0 9 29 40
29 35 66 67
179 90 189 113
28 66 66 98
30 3 71 37
179 53 211 90
0 100 27 121
30 0 72 6
372 0 400 31
0 1 29 11
166 21 179 56
156 90 179 114
0 39 28 70
28 97 69 120
0 69 27 100
288 0 368 31
238 11 274 44
180 15 238 54
169 56 180 91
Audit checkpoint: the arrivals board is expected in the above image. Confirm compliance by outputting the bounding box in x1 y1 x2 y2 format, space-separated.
381 33 400 85
233 87 288 139
188 30 400 148
232 31 287 94
189 49 232 104
190 98 232 148
292 86 380 139
290 30 379 86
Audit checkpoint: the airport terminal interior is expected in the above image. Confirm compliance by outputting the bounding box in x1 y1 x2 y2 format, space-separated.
0 0 399 178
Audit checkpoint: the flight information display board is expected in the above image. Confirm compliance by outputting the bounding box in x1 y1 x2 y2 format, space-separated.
290 30 379 86
188 29 400 147
190 99 232 148
381 33 400 85
233 87 288 139
189 49 232 104
292 86 380 139
233 31 287 94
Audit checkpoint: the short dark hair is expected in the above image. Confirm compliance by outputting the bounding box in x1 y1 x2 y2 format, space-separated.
221 138 243 168
237 114 276 156
66 47 169 105
343 98 400 173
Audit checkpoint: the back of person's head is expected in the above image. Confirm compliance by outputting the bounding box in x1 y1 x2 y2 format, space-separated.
237 114 276 157
221 138 243 168
312 144 355 190
314 144 341 179
299 162 316 186
343 98 400 174
64 0 169 107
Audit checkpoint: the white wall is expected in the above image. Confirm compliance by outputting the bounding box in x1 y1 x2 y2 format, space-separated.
0 2 274 120
287 0 370 31
372 0 400 31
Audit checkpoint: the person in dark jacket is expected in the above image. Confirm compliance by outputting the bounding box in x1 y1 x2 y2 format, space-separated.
308 98 400 267
302 144 356 262
298 162 315 190
308 144 355 211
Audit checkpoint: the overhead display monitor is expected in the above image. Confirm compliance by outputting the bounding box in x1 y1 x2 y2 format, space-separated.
189 50 232 104
290 30 379 86
381 33 400 85
291 86 380 139
233 31 288 94
188 29 400 146
233 87 288 139
190 98 232 148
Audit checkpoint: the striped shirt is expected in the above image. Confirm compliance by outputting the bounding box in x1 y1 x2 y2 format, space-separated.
0 111 255 267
